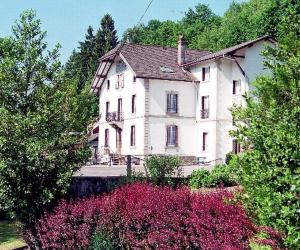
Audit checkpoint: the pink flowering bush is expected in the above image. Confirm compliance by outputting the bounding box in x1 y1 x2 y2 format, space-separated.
26 183 281 249
30 197 103 249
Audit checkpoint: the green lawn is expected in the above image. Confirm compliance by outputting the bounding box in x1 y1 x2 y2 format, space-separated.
0 220 26 250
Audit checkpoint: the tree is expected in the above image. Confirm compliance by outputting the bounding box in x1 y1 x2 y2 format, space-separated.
0 10 90 231
64 14 118 121
230 4 300 248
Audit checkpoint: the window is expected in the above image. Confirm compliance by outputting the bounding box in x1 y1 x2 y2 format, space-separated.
104 129 109 147
166 125 178 147
232 139 241 154
202 66 210 81
106 101 110 116
130 125 136 147
115 78 119 89
107 80 110 90
131 95 136 114
167 93 178 114
116 73 124 89
233 80 241 95
202 132 208 151
201 96 209 119
117 98 122 117
133 75 136 82
116 60 127 73
119 73 124 88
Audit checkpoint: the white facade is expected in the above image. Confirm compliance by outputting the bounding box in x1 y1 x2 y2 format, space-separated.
93 39 273 165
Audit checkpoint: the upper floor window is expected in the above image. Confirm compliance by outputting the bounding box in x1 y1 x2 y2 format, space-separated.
233 80 241 95
133 75 136 82
104 129 109 147
116 73 124 89
167 93 178 114
202 66 210 81
201 96 209 119
107 79 110 90
202 132 208 151
106 101 110 115
116 60 127 73
130 125 136 147
132 95 136 114
232 139 241 154
118 98 122 113
166 125 178 147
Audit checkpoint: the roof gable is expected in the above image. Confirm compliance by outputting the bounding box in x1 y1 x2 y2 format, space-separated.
182 35 276 67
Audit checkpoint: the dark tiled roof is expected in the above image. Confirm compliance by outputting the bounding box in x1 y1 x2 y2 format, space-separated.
100 43 211 82
96 35 275 85
183 35 275 66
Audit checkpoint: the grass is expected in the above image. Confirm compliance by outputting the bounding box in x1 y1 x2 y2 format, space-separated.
0 220 26 250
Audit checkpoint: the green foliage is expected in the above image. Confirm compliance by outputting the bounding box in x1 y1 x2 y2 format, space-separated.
145 155 182 186
188 168 210 188
123 1 298 52
105 170 146 192
230 4 300 248
89 230 115 250
0 10 91 227
189 164 237 188
64 14 118 121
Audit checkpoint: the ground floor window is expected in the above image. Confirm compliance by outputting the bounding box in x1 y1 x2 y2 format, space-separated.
105 129 109 147
130 125 136 147
232 139 241 154
202 132 208 151
166 125 178 147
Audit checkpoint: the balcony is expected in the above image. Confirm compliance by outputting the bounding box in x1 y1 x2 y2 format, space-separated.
200 109 209 119
106 111 124 129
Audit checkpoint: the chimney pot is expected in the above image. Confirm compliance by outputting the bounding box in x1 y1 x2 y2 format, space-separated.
178 35 186 65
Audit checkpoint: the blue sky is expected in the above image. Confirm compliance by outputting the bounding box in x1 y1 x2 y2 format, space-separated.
0 0 243 63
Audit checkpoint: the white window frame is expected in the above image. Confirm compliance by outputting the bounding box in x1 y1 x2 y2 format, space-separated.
202 66 210 82
233 80 241 95
202 132 208 152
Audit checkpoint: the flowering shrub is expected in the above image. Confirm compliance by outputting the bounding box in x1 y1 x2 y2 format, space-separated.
31 197 103 249
26 183 281 249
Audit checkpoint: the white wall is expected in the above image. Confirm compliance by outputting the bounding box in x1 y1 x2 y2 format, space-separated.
147 79 196 156
97 56 146 156
190 61 219 162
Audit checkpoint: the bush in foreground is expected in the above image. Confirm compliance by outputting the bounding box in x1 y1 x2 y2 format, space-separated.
26 183 280 249
145 155 182 186
189 164 237 188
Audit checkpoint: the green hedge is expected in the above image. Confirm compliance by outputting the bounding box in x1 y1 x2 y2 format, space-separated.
189 164 237 188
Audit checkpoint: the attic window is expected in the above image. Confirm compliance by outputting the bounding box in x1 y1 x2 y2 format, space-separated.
116 60 127 73
160 66 175 73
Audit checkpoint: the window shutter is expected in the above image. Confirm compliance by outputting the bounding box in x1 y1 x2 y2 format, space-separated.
167 94 171 113
175 126 178 147
166 126 169 146
175 94 178 113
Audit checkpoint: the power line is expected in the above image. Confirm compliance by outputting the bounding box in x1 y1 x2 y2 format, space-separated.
137 0 154 26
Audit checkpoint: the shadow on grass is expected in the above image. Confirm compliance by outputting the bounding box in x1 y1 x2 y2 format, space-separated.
0 220 25 249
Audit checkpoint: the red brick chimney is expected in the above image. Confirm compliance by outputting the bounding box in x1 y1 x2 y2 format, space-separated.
178 35 186 65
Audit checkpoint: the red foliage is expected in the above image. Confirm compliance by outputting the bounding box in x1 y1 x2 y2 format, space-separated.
34 197 103 249
28 183 279 249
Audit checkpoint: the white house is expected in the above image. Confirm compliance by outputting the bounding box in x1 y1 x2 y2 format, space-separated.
90 35 275 164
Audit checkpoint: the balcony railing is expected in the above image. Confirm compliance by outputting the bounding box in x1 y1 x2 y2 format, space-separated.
106 111 124 122
200 109 209 119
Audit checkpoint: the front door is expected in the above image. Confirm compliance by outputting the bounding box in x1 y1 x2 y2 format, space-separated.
116 128 122 154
